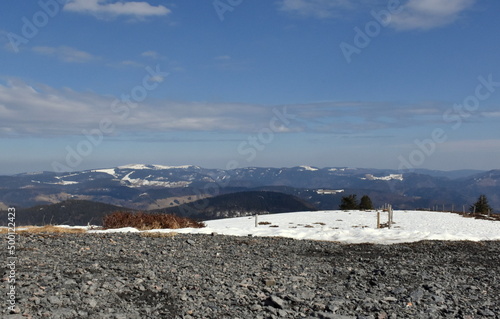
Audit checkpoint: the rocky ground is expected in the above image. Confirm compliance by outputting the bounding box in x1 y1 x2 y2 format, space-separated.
2 233 499 318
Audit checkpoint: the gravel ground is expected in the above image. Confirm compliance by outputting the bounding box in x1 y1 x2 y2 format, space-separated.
2 233 499 319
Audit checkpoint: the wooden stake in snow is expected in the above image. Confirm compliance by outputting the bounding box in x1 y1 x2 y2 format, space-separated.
377 211 380 229
388 204 393 229
255 214 258 227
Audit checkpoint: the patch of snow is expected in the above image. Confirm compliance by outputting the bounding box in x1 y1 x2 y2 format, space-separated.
121 171 191 188
152 164 195 170
55 173 80 179
93 168 117 177
298 165 319 171
46 180 79 185
118 164 152 170
362 174 404 181
316 189 344 195
118 164 196 170
85 210 500 244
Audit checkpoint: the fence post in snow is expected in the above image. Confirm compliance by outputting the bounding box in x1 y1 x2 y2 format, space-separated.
388 204 392 229
255 214 258 227
377 211 380 229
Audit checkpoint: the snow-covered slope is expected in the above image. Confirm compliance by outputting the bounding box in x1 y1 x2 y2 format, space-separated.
89 210 500 244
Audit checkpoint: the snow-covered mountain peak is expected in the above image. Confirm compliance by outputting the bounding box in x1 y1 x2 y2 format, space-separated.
117 164 197 170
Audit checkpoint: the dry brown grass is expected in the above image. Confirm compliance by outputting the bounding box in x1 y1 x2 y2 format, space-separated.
102 211 205 230
0 225 87 234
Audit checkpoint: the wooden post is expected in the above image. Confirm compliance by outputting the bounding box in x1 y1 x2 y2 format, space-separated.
377 211 380 229
255 214 258 227
388 205 392 229
391 205 394 225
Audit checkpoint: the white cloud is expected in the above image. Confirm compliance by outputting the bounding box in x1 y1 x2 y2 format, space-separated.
32 46 99 63
278 0 476 31
141 50 163 59
64 0 171 19
106 60 146 68
0 79 287 137
391 0 476 31
278 0 353 19
0 79 489 139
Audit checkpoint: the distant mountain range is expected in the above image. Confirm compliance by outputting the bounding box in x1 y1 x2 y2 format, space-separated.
0 164 498 225
156 190 317 220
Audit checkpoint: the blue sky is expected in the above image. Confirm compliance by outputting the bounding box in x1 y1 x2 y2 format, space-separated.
1 0 499 174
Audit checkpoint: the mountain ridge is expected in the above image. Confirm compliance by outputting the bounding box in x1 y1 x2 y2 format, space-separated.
0 164 498 214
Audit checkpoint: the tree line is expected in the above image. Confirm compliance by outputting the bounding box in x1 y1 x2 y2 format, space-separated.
339 193 494 214
339 194 373 210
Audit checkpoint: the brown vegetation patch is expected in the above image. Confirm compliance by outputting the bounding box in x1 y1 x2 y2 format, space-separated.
0 225 87 234
102 211 205 230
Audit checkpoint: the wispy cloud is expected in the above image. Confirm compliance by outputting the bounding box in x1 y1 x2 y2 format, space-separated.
0 79 282 137
278 0 353 19
63 0 171 19
141 50 165 59
278 0 476 31
391 0 476 31
32 46 99 63
0 79 488 138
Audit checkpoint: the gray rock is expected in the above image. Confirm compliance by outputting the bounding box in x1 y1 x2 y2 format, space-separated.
4 233 499 319
265 295 287 309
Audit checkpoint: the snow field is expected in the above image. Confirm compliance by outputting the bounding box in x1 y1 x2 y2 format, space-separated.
88 210 500 244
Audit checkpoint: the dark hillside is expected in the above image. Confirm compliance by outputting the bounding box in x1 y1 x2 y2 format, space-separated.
156 191 318 220
3 200 134 226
